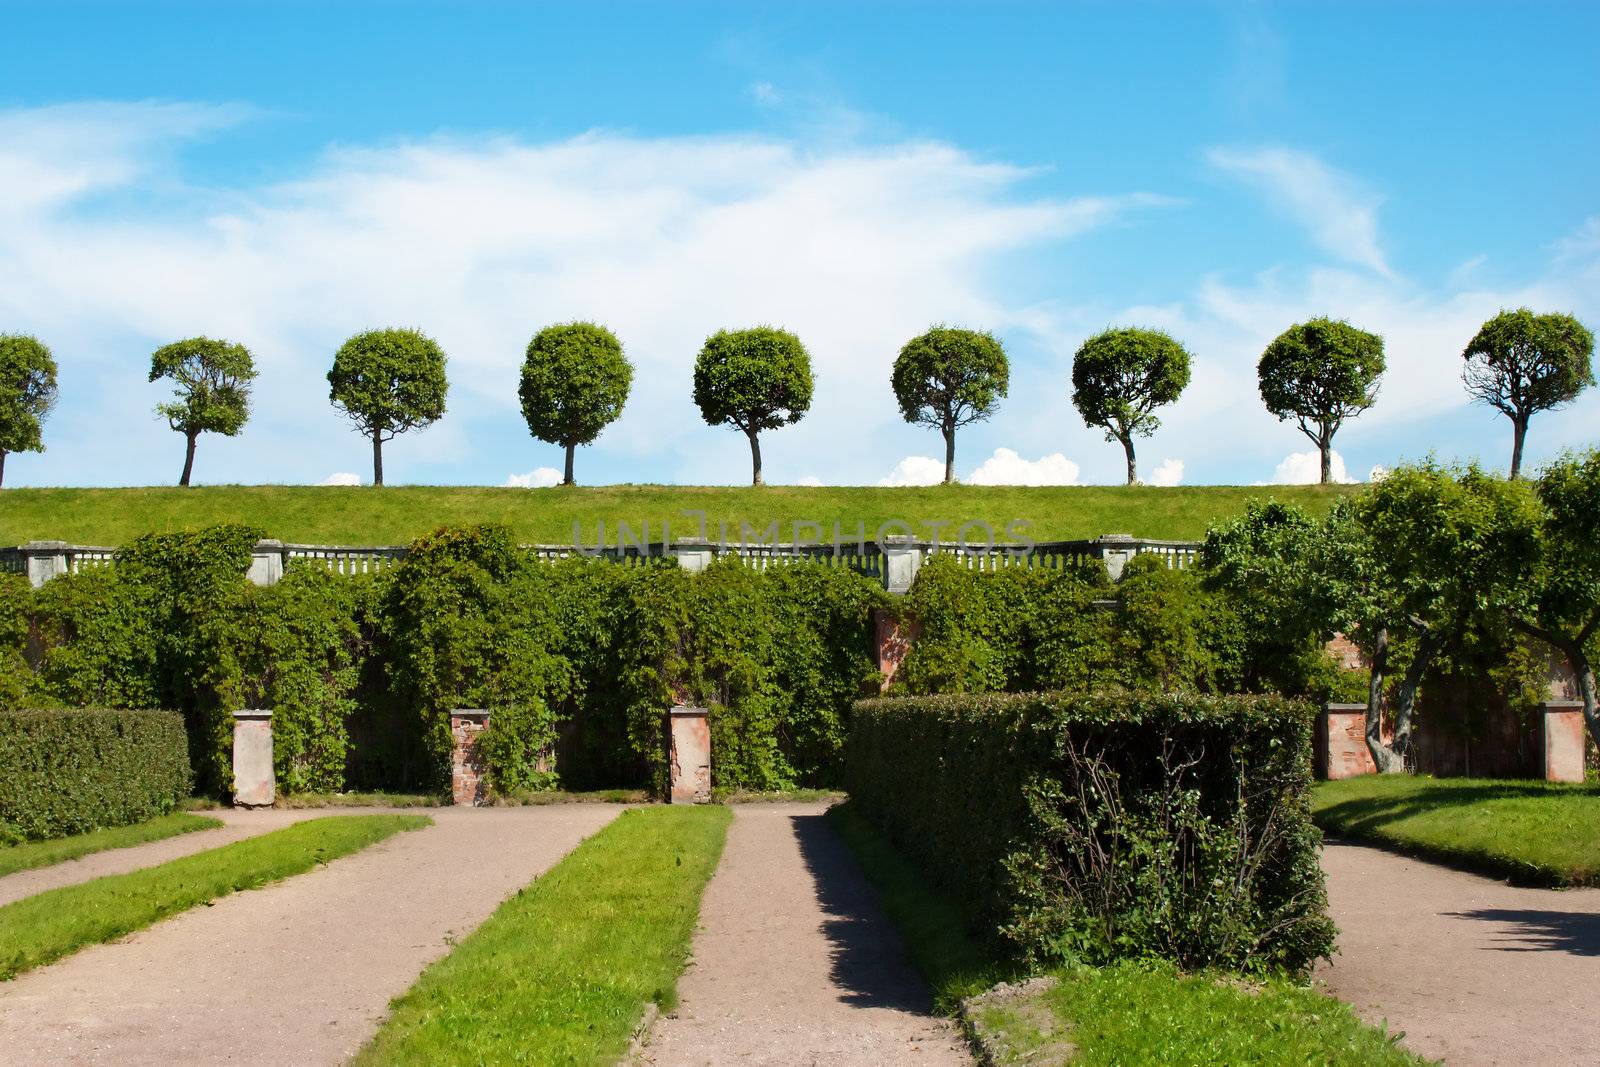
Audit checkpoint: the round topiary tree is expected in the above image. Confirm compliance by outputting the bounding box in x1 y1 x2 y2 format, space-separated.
692 326 814 486
149 336 257 487
1257 318 1385 485
327 328 449 487
519 322 633 486
0 333 58 489
1071 327 1192 485
1462 308 1595 478
891 326 1009 484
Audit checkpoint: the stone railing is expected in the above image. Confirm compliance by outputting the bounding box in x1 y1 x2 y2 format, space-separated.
2 532 1203 593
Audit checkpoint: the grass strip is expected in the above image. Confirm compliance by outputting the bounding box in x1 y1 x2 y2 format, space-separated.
1020 961 1430 1065
0 814 428 979
0 813 222 879
1313 776 1600 886
354 805 730 1067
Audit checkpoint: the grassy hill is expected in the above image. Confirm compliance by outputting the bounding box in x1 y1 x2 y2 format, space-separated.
0 484 1356 547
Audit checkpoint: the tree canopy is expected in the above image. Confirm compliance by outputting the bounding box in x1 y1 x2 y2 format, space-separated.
0 333 59 489
891 326 1008 484
519 322 633 486
328 328 449 486
692 327 813 486
1070 327 1192 485
1462 308 1595 478
1257 318 1385 485
148 336 257 487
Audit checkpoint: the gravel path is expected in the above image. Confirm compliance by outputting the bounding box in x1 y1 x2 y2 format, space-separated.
1317 840 1600 1066
0 808 338 908
0 805 622 1066
639 802 970 1067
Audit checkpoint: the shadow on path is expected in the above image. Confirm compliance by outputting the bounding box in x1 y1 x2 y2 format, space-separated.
1443 908 1600 956
789 810 938 1015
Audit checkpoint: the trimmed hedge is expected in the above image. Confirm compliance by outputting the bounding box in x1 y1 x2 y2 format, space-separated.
0 708 192 841
846 691 1333 975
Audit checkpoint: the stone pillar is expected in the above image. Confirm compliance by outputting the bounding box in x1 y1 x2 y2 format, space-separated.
1541 701 1585 783
232 709 275 807
23 541 69 589
667 705 711 804
881 540 923 595
669 543 715 574
248 540 285 586
873 609 920 693
1317 703 1378 779
451 709 491 806
1093 534 1137 581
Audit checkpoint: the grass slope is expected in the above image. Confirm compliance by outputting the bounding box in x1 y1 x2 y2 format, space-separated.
0 814 427 979
0 812 222 879
829 802 1425 1066
0 483 1352 547
355 805 730 1067
1313 776 1600 886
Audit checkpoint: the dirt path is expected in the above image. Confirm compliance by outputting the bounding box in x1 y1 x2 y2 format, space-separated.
639 802 970 1067
1317 840 1600 1066
0 805 622 1066
0 808 338 908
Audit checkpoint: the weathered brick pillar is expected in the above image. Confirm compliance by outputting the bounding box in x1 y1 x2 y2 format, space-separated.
667 706 711 804
1540 701 1585 783
232 709 275 807
872 609 920 693
1317 703 1379 779
451 709 490 806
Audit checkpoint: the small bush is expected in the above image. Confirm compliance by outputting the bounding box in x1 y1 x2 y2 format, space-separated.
846 690 1332 975
0 707 191 841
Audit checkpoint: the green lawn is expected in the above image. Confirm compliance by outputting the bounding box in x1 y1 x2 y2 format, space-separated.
0 812 222 879
0 483 1352 547
0 814 427 979
830 801 1426 1065
355 805 729 1067
1313 776 1600 886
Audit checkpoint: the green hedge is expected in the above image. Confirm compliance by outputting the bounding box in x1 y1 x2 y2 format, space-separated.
846 691 1333 975
0 708 192 841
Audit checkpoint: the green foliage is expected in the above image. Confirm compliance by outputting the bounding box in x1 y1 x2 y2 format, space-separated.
847 691 1333 975
692 326 813 484
0 333 58 484
1463 308 1595 477
1071 327 1192 484
327 328 449 484
0 708 191 841
891 326 1009 483
519 322 633 485
147 337 257 484
1257 318 1385 482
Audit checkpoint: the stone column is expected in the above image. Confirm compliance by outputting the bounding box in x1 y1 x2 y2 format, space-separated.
1092 534 1137 581
23 541 69 589
451 709 491 806
232 709 275 807
881 540 923 595
872 609 921 693
1540 701 1585 783
667 706 711 804
1318 703 1377 779
669 543 715 574
248 540 286 586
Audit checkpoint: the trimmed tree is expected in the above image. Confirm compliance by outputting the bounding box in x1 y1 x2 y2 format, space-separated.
692 327 813 486
328 328 448 487
1462 308 1595 479
0 334 58 489
891 326 1008 484
148 336 257 487
1257 318 1385 485
1070 327 1192 485
519 322 633 486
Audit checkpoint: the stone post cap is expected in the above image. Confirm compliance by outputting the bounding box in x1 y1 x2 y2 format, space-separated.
669 705 708 717
234 708 273 721
1324 703 1368 712
1541 700 1585 710
253 539 285 549
21 540 71 550
1093 533 1136 543
451 708 491 722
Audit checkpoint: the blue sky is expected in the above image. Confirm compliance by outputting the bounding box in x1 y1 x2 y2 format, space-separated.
2 1 1596 488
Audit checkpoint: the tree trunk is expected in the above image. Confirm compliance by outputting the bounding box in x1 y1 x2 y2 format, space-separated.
943 425 956 485
747 429 763 487
1319 432 1334 485
372 436 384 487
0 449 6 488
1391 631 1443 768
1514 620 1600 751
1510 415 1529 479
178 431 198 487
1121 436 1137 486
1365 628 1405 773
563 442 576 487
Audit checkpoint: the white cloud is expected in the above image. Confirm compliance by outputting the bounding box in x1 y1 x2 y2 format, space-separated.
1147 458 1184 487
504 468 562 489
1368 464 1389 482
317 472 361 486
1269 449 1354 485
1553 215 1600 263
1207 146 1393 277
795 474 824 487
878 456 945 487
966 447 1081 486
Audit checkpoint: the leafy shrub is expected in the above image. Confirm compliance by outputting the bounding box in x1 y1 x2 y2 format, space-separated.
0 707 191 840
846 691 1333 975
